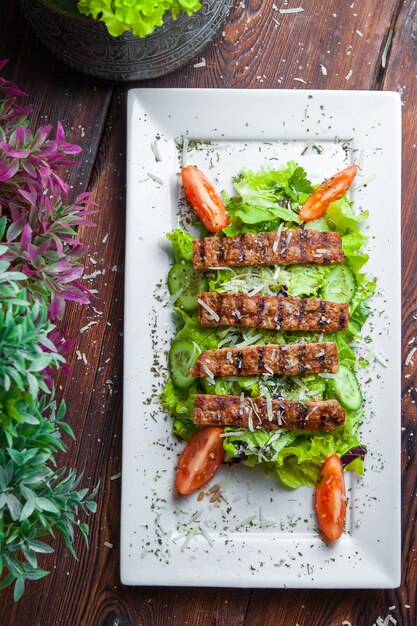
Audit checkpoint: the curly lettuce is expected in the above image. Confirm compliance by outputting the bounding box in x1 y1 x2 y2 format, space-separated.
77 0 201 38
162 162 373 488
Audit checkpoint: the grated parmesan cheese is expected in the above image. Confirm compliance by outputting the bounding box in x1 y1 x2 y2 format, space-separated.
182 137 188 167
199 524 214 546
202 363 215 381
248 412 254 432
147 172 164 184
353 174 377 189
219 430 247 438
151 139 162 162
237 515 257 528
405 346 417 366
235 333 263 348
249 399 262 423
272 223 284 253
357 148 366 172
266 394 273 421
80 320 98 334
373 350 388 367
167 287 184 307
267 431 282 446
284 359 297 369
273 266 281 281
283 231 293 248
218 335 233 348
279 7 304 14
381 27 394 69
320 64 327 76
197 298 220 321
181 527 199 551
291 376 308 391
248 284 265 297
239 392 245 416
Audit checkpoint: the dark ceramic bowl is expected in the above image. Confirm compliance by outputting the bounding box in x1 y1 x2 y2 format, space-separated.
20 0 233 81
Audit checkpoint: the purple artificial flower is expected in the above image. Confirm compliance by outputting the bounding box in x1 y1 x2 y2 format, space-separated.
42 329 78 386
0 60 98 380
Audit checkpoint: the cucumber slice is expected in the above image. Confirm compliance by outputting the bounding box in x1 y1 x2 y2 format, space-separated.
327 365 362 411
168 262 208 311
169 339 199 388
322 265 356 303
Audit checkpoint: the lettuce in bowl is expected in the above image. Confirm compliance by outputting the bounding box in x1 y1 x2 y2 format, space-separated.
77 0 202 38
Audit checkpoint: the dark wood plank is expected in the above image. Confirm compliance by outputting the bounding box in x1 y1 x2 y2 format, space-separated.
0 1 114 192
138 0 399 90
1 0 413 623
381 2 417 626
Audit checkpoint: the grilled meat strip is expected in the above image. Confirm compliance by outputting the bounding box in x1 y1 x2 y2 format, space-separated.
193 229 344 270
189 342 339 378
194 395 345 431
198 293 349 332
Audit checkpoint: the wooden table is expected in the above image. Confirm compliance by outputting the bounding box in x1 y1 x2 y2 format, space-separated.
1 1 416 624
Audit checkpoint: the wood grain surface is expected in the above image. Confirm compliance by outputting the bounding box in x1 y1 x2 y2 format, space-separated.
1 0 416 624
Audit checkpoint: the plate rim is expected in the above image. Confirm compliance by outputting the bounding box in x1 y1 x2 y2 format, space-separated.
121 87 401 589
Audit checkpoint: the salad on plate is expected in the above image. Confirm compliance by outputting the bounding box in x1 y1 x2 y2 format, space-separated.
162 159 374 541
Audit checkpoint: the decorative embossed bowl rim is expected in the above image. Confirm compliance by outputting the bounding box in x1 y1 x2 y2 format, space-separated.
20 0 233 81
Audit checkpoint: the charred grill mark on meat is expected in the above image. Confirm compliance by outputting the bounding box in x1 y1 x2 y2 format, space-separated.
194 395 345 431
193 229 344 270
198 293 349 332
189 342 339 378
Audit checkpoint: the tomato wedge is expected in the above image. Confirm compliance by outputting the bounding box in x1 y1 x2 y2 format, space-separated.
181 165 229 233
298 164 358 222
176 426 225 495
314 454 346 541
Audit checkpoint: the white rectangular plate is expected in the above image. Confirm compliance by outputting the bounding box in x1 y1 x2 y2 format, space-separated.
121 89 401 588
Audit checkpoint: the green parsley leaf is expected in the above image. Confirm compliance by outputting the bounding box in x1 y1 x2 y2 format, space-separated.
288 166 313 194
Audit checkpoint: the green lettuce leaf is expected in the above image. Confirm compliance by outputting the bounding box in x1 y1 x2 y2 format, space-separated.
224 162 304 231
77 0 201 38
224 409 363 488
279 265 328 297
161 378 196 419
288 166 313 194
164 162 373 490
166 229 194 262
325 197 368 233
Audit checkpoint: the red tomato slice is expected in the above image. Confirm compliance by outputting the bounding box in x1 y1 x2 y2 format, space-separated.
314 454 346 541
181 166 229 233
176 426 225 495
298 164 358 222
